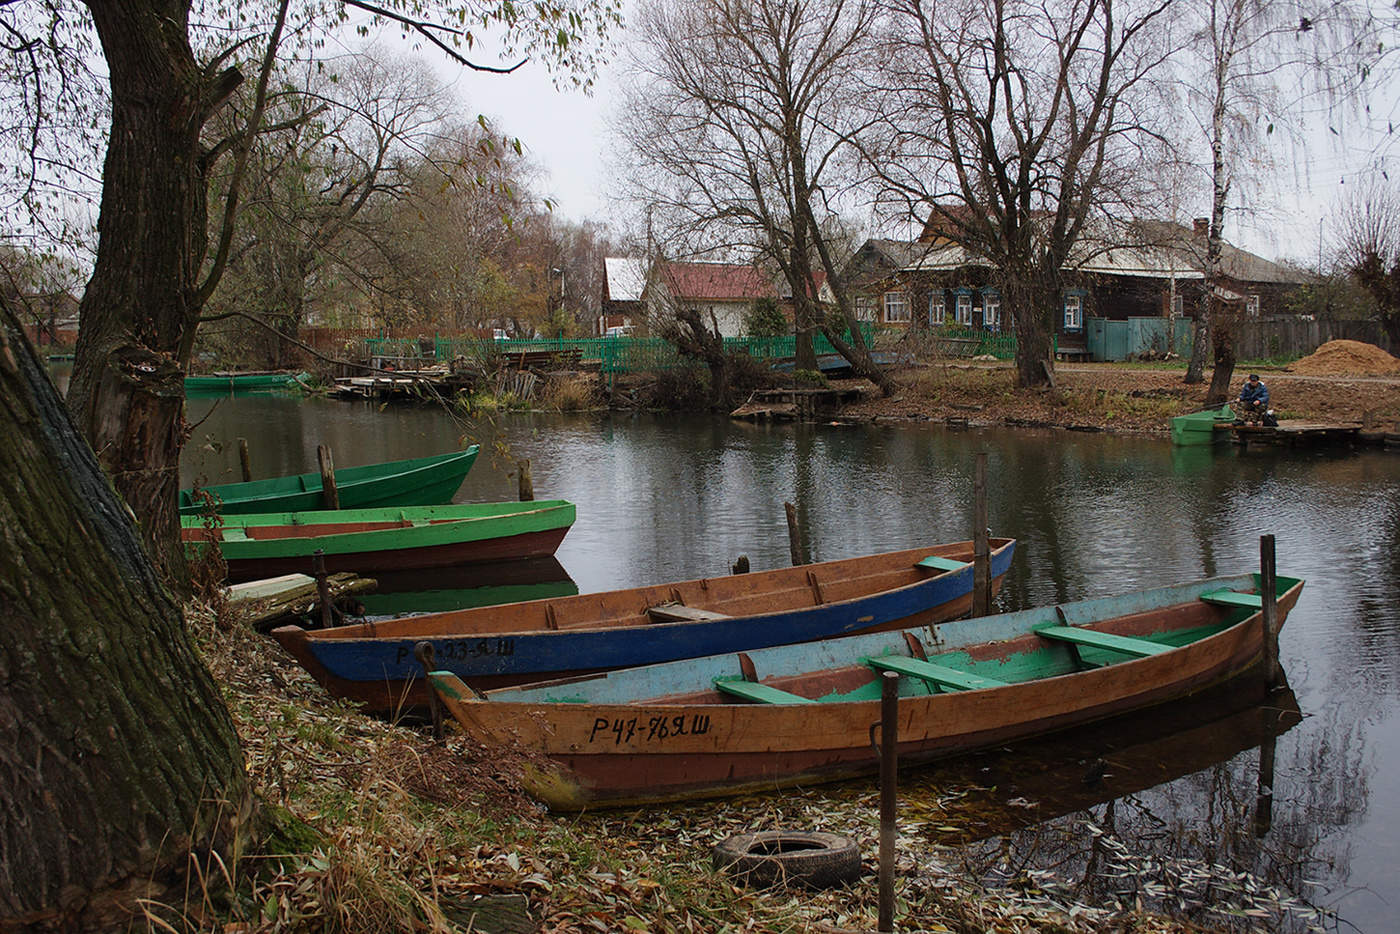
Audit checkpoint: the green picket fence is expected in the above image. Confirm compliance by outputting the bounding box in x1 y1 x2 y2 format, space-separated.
366 323 1027 375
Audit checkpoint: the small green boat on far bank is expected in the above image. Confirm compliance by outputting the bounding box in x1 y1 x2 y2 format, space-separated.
1170 404 1235 446
185 370 310 393
179 446 480 516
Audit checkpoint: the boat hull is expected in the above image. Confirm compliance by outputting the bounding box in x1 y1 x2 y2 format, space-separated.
272 540 1015 712
179 446 479 516
184 500 574 583
429 573 1302 810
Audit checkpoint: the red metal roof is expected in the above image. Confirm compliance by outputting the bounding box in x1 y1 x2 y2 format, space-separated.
661 262 775 301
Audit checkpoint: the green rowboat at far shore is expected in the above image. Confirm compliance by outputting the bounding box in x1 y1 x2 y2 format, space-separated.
179 446 479 516
184 371 309 393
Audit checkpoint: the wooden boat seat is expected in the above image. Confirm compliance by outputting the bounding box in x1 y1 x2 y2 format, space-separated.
1198 589 1263 610
713 678 815 704
916 555 970 573
647 603 731 623
1035 625 1171 658
865 654 1008 691
221 528 249 542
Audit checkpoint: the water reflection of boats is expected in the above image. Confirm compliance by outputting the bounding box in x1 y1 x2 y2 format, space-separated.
357 557 578 618
902 672 1301 843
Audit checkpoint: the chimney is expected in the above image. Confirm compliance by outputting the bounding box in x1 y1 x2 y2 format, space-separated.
1193 218 1209 236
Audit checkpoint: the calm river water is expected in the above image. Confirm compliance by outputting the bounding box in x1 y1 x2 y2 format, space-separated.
182 393 1400 932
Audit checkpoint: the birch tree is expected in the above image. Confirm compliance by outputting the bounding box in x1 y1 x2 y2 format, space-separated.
1174 0 1379 401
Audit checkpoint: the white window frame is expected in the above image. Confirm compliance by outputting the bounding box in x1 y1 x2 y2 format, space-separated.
854 294 876 322
1247 294 1260 317
982 292 1001 330
929 292 946 325
956 293 973 326
1063 294 1083 330
882 291 910 323
1171 293 1184 317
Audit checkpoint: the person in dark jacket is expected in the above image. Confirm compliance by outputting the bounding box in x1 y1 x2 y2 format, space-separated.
1237 374 1270 423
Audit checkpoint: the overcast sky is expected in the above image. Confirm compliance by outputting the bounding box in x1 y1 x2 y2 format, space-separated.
379 14 1398 268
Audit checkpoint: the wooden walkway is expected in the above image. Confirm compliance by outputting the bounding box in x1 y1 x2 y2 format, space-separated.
1219 420 1399 449
731 386 866 420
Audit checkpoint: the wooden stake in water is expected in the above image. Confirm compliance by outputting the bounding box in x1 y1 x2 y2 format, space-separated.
784 501 808 566
238 438 252 482
1260 534 1279 686
518 459 535 501
972 453 991 616
878 670 899 932
317 444 339 509
312 548 332 630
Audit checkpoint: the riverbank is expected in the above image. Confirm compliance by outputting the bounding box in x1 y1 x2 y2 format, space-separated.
834 360 1400 434
189 597 1315 934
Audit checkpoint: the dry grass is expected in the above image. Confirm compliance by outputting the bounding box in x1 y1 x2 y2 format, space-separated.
161 599 1265 934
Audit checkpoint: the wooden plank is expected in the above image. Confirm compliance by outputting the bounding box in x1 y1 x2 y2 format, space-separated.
865 654 1007 691
1199 589 1263 610
713 678 815 704
1035 625 1171 658
916 555 970 573
647 603 731 622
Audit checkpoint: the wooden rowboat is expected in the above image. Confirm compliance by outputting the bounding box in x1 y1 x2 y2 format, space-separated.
184 370 309 393
179 446 479 516
271 539 1016 713
1170 404 1235 446
428 571 1303 811
183 499 575 584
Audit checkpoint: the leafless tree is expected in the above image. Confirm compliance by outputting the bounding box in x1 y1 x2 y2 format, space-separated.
870 0 1176 389
202 49 457 366
1337 178 1400 350
617 0 894 393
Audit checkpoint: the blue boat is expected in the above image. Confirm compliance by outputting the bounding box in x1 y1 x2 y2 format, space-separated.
271 538 1016 712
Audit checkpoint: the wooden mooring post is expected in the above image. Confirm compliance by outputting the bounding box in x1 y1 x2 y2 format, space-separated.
972 453 991 616
1260 534 1280 686
784 501 809 566
878 670 899 932
238 438 252 482
317 444 340 509
518 459 534 501
312 549 333 630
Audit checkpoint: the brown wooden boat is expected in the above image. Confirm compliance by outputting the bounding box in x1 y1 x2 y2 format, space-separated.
429 572 1303 811
273 539 1015 712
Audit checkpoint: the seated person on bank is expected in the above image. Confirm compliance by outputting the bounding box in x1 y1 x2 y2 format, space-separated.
1237 373 1270 423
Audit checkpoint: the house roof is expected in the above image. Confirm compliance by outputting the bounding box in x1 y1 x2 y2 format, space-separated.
869 217 1304 285
603 257 647 303
660 262 775 302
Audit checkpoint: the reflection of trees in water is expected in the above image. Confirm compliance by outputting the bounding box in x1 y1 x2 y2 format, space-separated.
932 699 1370 932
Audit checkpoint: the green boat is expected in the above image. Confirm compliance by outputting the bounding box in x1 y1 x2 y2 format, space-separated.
179 446 479 516
184 370 310 393
1170 404 1235 446
183 500 576 583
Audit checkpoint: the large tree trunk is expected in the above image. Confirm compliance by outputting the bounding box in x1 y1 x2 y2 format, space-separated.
67 0 225 586
1007 274 1055 389
1 303 250 930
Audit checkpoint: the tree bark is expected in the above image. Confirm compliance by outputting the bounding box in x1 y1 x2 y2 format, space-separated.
1 303 250 930
67 0 232 587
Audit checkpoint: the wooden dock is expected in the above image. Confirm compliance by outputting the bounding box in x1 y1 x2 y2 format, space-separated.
731 386 865 420
1218 420 1398 449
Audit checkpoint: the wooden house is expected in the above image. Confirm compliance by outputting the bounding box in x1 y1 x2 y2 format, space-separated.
842 216 1309 360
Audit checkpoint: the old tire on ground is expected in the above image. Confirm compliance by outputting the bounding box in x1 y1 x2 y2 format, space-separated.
711 831 862 889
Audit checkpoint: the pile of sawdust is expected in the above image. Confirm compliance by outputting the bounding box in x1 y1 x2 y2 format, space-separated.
1288 339 1400 377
